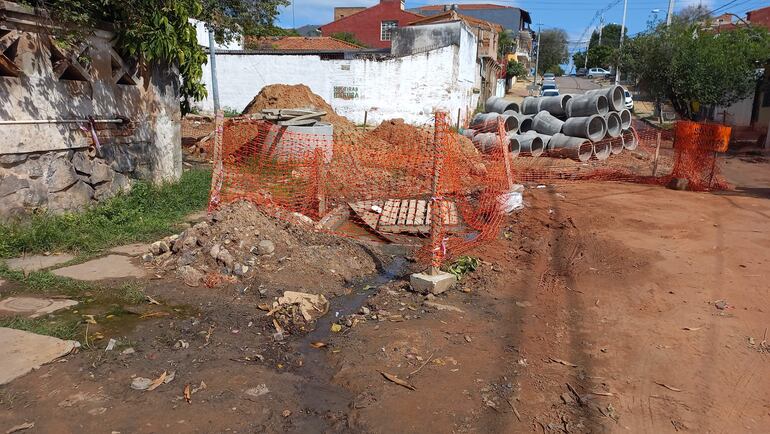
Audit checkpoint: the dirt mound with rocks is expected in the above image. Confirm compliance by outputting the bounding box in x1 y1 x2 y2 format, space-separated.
146 201 378 293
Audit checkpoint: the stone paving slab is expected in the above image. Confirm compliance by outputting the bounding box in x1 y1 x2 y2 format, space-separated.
109 243 149 257
0 327 79 385
0 297 78 318
5 254 75 273
52 255 147 281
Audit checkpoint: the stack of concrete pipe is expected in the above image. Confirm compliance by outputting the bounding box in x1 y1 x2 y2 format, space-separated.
465 89 634 162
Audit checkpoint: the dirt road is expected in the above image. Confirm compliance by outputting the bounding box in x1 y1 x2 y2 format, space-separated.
2 176 770 432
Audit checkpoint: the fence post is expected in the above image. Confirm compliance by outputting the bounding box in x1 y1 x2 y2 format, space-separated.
652 132 661 177
207 110 224 213
315 147 326 216
430 111 448 275
498 117 514 190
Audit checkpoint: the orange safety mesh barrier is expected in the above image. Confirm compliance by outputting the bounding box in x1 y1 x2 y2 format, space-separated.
208 111 731 266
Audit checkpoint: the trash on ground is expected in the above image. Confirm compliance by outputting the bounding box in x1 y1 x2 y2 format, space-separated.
380 371 416 391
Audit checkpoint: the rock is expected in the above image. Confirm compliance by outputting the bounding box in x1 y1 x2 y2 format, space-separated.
217 248 235 271
360 306 371 315
245 384 270 399
25 155 45 179
0 173 29 198
183 236 198 249
209 243 221 259
233 263 249 276
121 347 135 355
101 143 135 173
666 177 689 191
150 240 169 255
423 300 464 313
90 160 114 184
45 157 79 192
71 152 94 175
178 266 203 287
130 377 153 391
192 221 209 232
0 153 28 167
141 253 154 262
23 179 48 207
47 181 94 213
256 240 275 255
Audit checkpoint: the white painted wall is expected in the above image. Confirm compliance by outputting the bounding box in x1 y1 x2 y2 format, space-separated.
715 96 754 127
197 31 479 126
191 19 243 50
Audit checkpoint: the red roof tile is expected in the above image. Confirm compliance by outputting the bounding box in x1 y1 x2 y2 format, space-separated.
416 4 508 11
245 36 364 51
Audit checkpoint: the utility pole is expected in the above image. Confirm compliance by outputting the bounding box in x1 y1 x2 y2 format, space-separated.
666 0 675 26
208 29 220 113
614 0 627 85
533 23 542 83
598 15 604 45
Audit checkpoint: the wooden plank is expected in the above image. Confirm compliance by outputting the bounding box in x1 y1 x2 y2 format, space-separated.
440 200 451 225
425 202 432 225
381 200 400 226
396 200 409 225
447 202 459 225
406 199 418 225
349 201 383 230
414 200 427 226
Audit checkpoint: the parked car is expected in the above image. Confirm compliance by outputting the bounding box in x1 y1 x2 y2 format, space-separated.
543 72 555 80
624 90 634 111
587 68 611 79
541 82 557 91
576 68 587 77
541 89 560 97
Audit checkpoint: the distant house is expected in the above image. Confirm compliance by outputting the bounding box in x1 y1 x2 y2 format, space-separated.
318 0 423 49
241 36 369 59
295 25 321 37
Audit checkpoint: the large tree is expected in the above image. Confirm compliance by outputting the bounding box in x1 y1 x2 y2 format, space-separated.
537 28 569 75
622 21 770 120
589 23 627 49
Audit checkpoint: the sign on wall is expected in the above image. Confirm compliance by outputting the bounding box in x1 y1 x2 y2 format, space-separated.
333 86 359 100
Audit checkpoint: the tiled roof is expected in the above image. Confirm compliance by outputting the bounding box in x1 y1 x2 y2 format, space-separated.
408 10 504 32
244 36 364 51
416 4 509 11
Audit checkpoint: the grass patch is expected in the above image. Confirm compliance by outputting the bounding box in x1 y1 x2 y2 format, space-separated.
0 169 211 258
0 317 82 341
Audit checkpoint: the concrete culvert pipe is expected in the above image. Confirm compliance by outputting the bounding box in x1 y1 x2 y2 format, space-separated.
621 129 638 150
532 110 565 136
507 135 521 157
609 137 623 155
562 115 606 142
586 85 625 112
547 133 593 162
461 128 477 139
566 94 609 117
521 96 540 115
537 94 572 117
503 111 533 133
524 131 553 150
604 112 622 138
592 139 611 161
470 113 518 133
510 133 544 157
618 109 632 130
472 132 503 154
486 96 520 114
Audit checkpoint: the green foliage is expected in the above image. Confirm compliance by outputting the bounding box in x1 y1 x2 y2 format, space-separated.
537 29 569 74
446 256 480 280
200 0 289 41
262 26 300 37
0 265 95 296
222 106 241 117
546 65 565 76
587 44 616 69
589 23 627 50
506 60 527 79
0 169 211 258
498 30 513 59
0 317 82 341
329 32 366 47
573 51 586 70
623 22 770 120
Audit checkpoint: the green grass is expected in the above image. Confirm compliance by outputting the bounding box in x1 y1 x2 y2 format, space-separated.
0 317 82 341
0 169 211 258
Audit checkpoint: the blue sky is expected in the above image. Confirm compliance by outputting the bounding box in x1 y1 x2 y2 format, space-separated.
276 0 768 53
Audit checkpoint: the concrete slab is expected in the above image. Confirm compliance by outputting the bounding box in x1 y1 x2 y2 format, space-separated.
410 271 457 295
0 327 79 385
52 255 147 281
5 254 75 273
0 297 78 318
109 243 150 257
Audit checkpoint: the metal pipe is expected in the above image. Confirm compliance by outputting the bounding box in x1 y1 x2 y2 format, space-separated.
510 133 544 157
0 119 124 125
604 112 622 138
521 96 540 115
532 110 565 136
562 115 607 142
618 109 632 130
585 85 625 112
547 133 593 162
537 94 572 117
566 93 609 117
485 96 519 114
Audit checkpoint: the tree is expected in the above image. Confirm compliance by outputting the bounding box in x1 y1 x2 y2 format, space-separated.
573 51 586 69
622 21 770 120
498 30 513 60
587 44 615 69
329 32 366 47
675 4 711 24
537 29 569 74
589 23 627 49
506 60 527 79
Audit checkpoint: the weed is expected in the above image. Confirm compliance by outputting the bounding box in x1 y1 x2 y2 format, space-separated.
0 264 94 297
118 282 146 304
0 317 82 341
0 169 211 258
446 256 480 280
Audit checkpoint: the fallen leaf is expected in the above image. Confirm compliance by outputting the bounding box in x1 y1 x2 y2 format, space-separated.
139 311 170 319
549 357 578 367
5 422 34 433
183 384 191 403
191 381 207 395
380 371 416 390
654 382 682 392
147 371 167 391
272 319 284 334
146 295 161 305
310 342 327 348
257 303 271 311
330 323 343 333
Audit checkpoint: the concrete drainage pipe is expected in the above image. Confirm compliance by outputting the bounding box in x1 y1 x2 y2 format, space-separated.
507 135 521 157
609 137 624 155
524 131 553 150
618 109 632 130
461 129 477 139
604 112 622 138
521 97 540 115
532 110 565 136
503 111 533 133
562 115 607 142
472 133 501 154
470 113 519 132
566 94 609 117
621 129 638 150
536 94 573 116
592 139 611 161
586 85 625 112
547 133 593 162
485 96 520 114
510 133 545 157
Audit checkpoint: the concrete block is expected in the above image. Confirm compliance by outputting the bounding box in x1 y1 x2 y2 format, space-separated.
410 271 457 295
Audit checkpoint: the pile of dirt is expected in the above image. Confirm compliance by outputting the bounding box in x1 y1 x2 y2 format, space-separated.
145 201 378 292
242 84 361 139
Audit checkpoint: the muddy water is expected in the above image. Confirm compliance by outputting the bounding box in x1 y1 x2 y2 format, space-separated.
291 255 410 431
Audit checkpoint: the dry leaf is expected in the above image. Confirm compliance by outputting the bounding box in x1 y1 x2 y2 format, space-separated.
147 371 167 391
5 422 34 433
380 371 416 391
310 342 327 348
146 295 161 305
654 382 682 392
330 323 343 333
191 381 207 395
139 311 170 319
257 303 271 311
183 384 191 403
549 357 578 367
272 319 284 334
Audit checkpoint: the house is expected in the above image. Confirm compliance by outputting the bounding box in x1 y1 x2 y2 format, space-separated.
242 36 370 59
318 0 423 49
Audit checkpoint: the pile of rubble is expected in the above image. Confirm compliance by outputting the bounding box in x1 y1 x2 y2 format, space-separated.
144 201 378 289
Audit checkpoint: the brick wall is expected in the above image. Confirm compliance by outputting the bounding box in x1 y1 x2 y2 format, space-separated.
320 0 422 49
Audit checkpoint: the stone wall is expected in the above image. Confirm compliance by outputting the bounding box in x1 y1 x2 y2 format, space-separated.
0 1 182 221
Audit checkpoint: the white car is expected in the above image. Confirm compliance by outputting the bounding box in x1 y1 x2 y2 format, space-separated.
541 89 560 97
624 90 634 111
587 68 611 79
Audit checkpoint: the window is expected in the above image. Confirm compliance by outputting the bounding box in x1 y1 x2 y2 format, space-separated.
381 20 397 41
